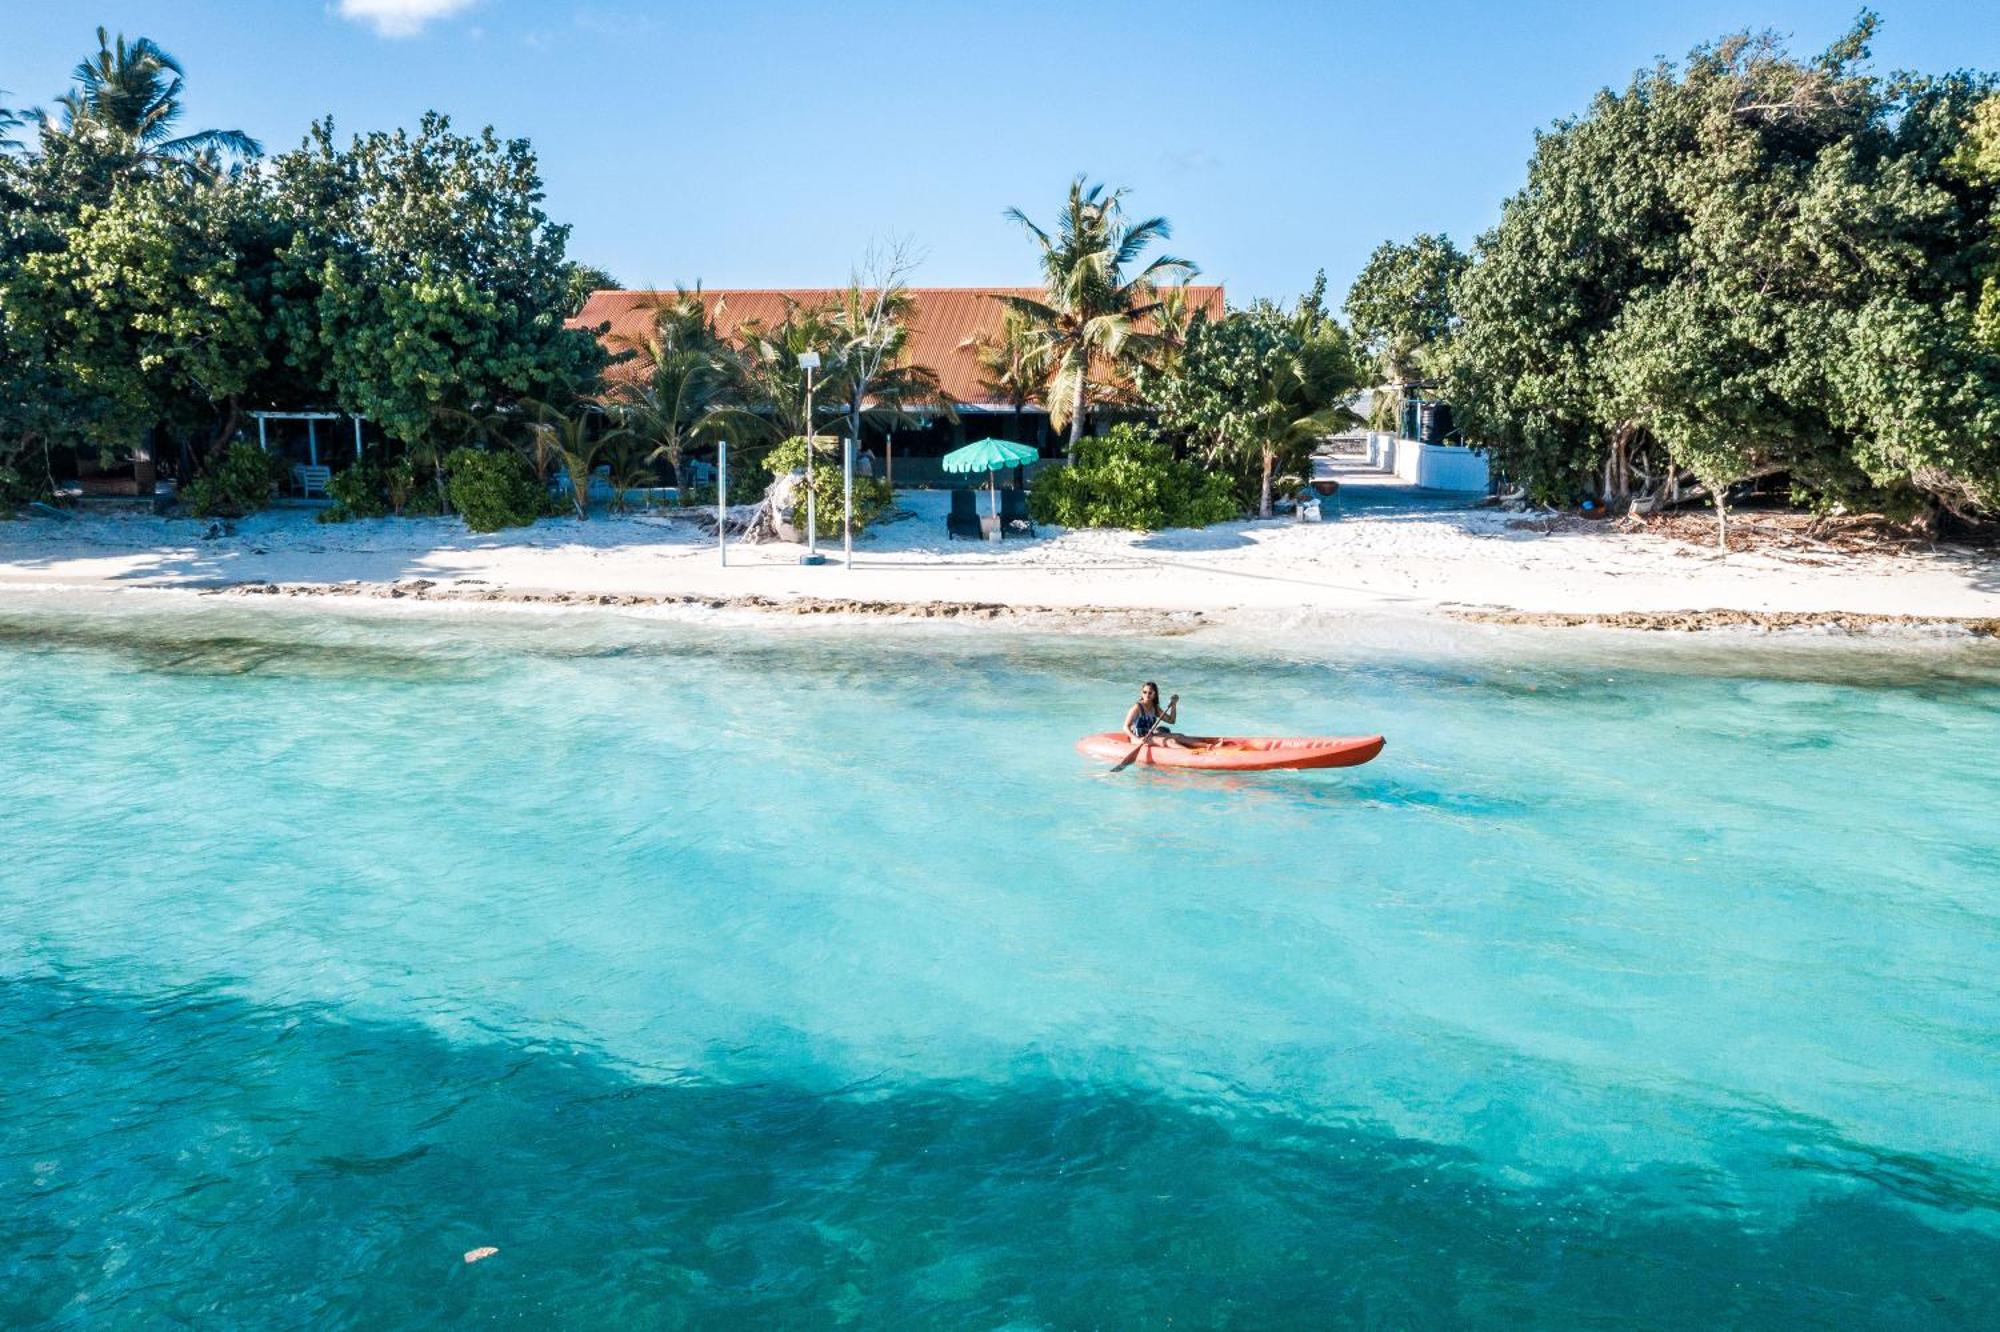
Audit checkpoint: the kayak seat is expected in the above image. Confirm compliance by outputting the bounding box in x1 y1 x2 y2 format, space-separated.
946 487 983 540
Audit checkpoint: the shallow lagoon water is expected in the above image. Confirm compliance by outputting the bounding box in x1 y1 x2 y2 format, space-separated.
2 594 1997 1327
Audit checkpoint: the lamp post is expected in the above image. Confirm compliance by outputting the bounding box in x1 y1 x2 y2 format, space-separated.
797 351 824 566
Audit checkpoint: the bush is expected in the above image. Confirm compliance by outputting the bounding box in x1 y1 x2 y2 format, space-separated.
183 440 286 518
444 447 543 532
765 436 892 537
0 462 47 511
388 456 447 515
318 459 393 523
1027 423 1239 531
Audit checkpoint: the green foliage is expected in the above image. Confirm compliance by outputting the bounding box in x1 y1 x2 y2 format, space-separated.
1345 234 1468 409
765 436 892 536
444 447 543 532
1150 288 1363 516
1445 18 2000 523
0 34 608 496
1027 423 1238 531
181 440 283 517
1 169 266 452
1954 93 2000 350
562 262 618 317
318 459 392 523
269 114 607 448
1001 177 1197 449
0 462 47 510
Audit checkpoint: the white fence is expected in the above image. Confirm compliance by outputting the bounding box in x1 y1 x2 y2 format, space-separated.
1366 432 1491 492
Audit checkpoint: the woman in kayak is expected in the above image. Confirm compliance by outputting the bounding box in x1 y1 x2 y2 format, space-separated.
1125 682 1198 749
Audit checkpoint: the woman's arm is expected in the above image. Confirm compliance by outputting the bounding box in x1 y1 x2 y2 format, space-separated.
1161 695 1179 724
1123 703 1143 737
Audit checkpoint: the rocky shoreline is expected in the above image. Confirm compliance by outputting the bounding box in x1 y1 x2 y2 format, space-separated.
1446 606 2000 636
205 577 1209 630
186 577 2000 638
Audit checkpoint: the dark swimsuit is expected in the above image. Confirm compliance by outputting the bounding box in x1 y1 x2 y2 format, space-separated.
1131 707 1163 738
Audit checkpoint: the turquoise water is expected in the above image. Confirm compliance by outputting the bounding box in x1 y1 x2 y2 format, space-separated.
3 595 1998 1328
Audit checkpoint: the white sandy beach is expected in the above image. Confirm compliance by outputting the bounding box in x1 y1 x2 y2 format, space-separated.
4 465 1997 628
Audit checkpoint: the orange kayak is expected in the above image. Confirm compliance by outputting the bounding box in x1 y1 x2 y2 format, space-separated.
1075 732 1385 771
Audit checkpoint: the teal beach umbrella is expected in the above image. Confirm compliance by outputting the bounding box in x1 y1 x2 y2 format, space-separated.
941 439 1040 523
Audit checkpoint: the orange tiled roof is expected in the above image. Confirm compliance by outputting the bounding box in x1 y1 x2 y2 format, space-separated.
568 285 1226 407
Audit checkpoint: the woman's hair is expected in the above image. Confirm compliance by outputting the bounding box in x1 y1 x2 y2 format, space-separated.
1141 681 1158 696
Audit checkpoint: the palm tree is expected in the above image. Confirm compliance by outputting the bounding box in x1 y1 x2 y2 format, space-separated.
0 93 27 155
608 288 765 496
50 29 260 176
530 404 629 520
1000 177 1196 462
1203 301 1362 518
964 307 1049 440
735 298 844 441
827 278 952 452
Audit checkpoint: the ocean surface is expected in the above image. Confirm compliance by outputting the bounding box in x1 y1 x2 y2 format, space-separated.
2 593 1997 1328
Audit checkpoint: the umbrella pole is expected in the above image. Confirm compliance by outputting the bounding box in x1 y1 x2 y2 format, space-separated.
990 472 999 540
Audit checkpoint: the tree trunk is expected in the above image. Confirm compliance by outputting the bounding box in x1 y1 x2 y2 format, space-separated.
1605 426 1634 507
207 399 244 461
1715 492 1727 551
1066 377 1085 466
1260 448 1275 518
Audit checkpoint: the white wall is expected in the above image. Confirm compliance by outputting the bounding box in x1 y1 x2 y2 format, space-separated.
1391 438 1490 492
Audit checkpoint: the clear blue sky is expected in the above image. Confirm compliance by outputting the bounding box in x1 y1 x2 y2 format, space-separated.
3 1 1996 305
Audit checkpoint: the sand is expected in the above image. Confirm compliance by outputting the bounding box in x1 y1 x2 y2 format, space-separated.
4 463 1997 634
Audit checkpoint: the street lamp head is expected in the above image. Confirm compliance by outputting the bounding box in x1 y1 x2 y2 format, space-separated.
796 351 821 371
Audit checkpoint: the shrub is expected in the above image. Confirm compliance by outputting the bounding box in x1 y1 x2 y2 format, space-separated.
765 436 892 536
444 447 543 532
183 440 286 517
319 460 393 523
387 456 446 516
0 463 45 511
1027 423 1239 531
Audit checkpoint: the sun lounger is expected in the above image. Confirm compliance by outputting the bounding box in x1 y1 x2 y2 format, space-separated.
999 486 1035 537
946 488 984 540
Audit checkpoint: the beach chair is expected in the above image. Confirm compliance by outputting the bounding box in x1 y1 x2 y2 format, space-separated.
1000 486 1035 537
293 464 331 499
946 488 984 540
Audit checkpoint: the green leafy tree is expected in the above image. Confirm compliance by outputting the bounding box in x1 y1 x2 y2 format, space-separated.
1153 287 1364 517
1000 177 1196 460
1955 92 2000 349
270 114 607 450
1345 238 1467 427
1446 16 2000 532
2 169 266 455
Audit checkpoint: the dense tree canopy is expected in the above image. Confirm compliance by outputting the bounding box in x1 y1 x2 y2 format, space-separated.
1344 234 1467 386
271 115 606 446
1152 277 1363 516
1441 16 2000 529
0 31 606 500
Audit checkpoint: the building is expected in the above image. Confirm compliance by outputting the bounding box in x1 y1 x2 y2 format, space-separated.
568 286 1225 483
